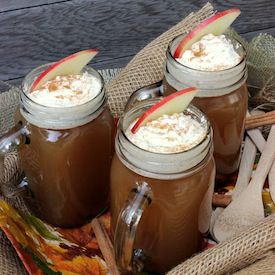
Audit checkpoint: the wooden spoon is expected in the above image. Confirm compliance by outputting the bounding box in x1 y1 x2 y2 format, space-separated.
210 136 256 240
210 111 262 234
209 207 223 240
231 136 257 199
248 128 275 203
213 125 275 242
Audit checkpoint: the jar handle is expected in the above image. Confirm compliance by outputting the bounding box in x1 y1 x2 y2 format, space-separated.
0 123 29 197
114 181 152 273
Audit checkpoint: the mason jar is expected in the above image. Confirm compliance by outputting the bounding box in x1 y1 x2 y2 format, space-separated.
0 64 114 227
110 99 215 273
163 34 248 178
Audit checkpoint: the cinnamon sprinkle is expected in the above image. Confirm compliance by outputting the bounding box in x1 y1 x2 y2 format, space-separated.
193 42 205 57
48 81 59 92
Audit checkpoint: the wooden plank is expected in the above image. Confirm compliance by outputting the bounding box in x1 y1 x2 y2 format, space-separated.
241 27 275 41
2 56 129 91
0 1 68 12
211 0 275 33
0 0 274 82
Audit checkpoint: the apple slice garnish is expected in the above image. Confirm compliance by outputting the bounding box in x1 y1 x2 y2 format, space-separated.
173 8 241 58
31 49 98 91
131 87 198 134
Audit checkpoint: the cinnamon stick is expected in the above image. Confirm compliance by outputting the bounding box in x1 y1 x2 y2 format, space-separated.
245 110 275 130
91 218 120 275
212 194 232 208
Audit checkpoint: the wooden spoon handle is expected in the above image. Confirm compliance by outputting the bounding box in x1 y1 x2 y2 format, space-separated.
247 128 265 152
232 136 256 198
247 128 275 202
250 125 275 190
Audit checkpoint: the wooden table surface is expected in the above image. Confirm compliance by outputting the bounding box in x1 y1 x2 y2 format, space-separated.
0 0 274 89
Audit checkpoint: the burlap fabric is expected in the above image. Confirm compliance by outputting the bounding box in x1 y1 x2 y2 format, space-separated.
0 85 30 275
224 30 275 110
167 215 275 275
1 3 275 274
246 34 275 108
233 251 275 275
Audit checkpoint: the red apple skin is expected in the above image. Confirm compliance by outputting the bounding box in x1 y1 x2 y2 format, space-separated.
131 87 197 134
30 49 98 92
173 8 240 58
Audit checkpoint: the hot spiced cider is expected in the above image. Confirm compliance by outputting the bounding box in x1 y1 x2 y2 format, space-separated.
110 98 215 273
164 33 248 177
17 62 114 227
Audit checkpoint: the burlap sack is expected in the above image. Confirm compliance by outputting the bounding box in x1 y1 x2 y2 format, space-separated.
246 34 275 109
233 250 275 275
0 86 27 275
167 214 275 275
1 3 275 274
0 85 21 195
0 84 19 136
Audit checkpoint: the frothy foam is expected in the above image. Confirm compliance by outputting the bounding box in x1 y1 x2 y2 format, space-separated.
29 72 101 107
126 113 206 153
176 34 242 71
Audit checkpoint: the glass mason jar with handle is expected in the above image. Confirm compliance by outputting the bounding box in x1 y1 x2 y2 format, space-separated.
110 99 215 273
163 34 248 179
0 64 114 227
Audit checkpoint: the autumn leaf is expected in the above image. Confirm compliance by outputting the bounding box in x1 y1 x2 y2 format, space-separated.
22 213 61 241
24 247 60 275
53 255 108 275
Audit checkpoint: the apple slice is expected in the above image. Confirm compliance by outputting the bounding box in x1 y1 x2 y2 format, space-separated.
131 87 198 134
31 49 98 91
174 8 240 58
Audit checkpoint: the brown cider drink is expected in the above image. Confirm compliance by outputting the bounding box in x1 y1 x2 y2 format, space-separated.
110 100 215 273
164 34 248 178
163 78 248 177
15 64 114 227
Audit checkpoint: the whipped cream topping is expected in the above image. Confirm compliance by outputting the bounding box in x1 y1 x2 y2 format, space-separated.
126 112 206 154
176 34 242 71
29 72 101 107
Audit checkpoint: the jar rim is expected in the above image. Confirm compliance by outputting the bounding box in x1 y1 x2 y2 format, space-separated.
164 63 248 97
115 138 214 180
